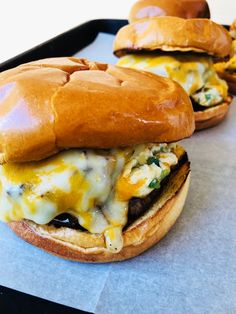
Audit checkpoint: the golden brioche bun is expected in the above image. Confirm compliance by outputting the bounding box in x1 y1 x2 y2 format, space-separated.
0 57 194 164
114 17 232 60
194 96 232 130
9 159 190 263
213 19 236 95
129 0 210 23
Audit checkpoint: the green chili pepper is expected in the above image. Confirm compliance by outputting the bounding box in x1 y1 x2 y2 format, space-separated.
160 169 170 180
147 157 160 166
205 94 212 101
160 146 169 153
148 178 161 189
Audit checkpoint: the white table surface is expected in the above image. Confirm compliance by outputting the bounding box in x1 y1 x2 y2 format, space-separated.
0 0 235 64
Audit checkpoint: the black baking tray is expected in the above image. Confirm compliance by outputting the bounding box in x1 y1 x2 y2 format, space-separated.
0 19 230 73
0 18 128 72
0 18 127 314
0 286 90 314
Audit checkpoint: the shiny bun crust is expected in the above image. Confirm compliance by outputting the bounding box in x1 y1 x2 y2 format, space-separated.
9 160 190 263
129 0 210 23
194 96 232 130
0 57 194 163
114 17 232 59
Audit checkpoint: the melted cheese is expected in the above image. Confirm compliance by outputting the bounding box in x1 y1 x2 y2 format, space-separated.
0 145 178 253
221 53 236 72
233 39 236 53
226 55 236 71
118 54 228 107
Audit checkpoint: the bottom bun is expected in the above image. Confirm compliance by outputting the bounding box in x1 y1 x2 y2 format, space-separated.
9 161 190 263
217 71 236 95
194 96 232 131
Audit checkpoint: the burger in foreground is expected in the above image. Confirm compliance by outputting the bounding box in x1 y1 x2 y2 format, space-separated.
0 57 194 262
129 0 210 23
114 17 233 130
215 19 236 95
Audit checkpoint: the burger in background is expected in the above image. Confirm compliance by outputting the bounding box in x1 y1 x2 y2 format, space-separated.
215 19 236 95
114 17 232 130
129 0 210 23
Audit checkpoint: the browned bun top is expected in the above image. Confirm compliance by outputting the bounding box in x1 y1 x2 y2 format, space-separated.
129 0 210 23
114 17 232 59
0 57 194 163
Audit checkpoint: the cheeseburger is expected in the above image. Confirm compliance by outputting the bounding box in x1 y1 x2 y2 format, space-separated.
129 0 210 23
0 57 194 263
215 19 236 95
114 17 233 130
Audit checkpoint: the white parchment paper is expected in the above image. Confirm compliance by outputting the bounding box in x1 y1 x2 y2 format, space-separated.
0 33 235 313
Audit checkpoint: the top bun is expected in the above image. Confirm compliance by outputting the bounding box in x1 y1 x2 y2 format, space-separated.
0 57 194 163
114 17 232 60
129 0 210 23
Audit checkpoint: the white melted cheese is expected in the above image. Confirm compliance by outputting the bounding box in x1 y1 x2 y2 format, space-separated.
0 144 178 253
118 54 228 107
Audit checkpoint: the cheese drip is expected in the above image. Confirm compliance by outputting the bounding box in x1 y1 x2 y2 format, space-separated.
0 144 178 253
118 54 228 107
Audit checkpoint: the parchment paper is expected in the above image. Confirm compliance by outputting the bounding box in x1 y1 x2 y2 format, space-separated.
0 33 235 314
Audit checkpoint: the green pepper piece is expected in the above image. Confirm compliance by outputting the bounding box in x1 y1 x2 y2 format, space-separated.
160 168 170 180
147 157 160 166
205 94 212 101
160 146 169 153
148 178 161 189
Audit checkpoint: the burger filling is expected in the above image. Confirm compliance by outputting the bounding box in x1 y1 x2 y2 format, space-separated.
224 55 236 74
118 54 228 109
0 144 182 253
215 38 236 76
